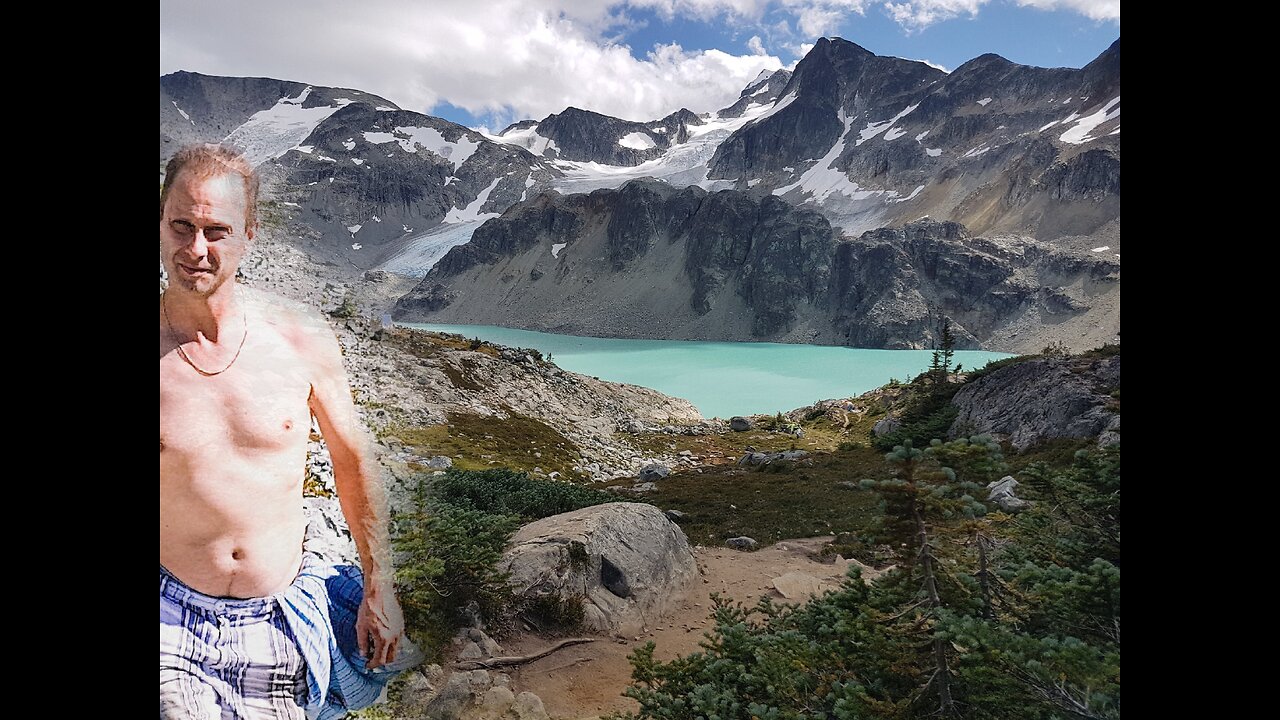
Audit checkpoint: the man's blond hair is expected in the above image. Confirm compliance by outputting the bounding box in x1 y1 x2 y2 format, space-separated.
160 144 260 231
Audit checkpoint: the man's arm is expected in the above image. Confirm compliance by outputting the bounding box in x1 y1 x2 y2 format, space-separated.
301 314 404 668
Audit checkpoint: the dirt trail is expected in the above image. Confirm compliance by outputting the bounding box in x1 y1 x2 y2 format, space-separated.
497 537 883 719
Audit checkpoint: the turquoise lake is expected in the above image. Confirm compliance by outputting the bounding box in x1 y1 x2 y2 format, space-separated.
400 323 1016 419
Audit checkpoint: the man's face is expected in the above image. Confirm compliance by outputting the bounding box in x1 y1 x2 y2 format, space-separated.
160 172 254 296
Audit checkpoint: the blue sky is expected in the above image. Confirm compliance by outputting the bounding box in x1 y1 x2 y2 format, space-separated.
160 1 1119 131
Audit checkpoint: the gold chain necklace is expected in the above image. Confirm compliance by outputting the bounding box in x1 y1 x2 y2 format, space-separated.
162 292 249 377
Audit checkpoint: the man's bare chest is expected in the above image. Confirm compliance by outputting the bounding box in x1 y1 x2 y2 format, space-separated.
160 337 312 456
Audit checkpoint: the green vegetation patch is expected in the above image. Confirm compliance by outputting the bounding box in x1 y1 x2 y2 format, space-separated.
383 326 500 358
616 443 1121 720
627 444 888 547
432 466 617 519
393 467 617 660
387 409 583 480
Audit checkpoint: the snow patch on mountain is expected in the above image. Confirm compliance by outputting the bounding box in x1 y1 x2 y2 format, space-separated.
618 132 657 150
773 110 884 203
549 99 785 195
489 124 559 156
444 178 502 223
1059 96 1121 145
377 220 486 276
171 101 193 125
363 126 479 167
856 104 918 146
224 86 353 166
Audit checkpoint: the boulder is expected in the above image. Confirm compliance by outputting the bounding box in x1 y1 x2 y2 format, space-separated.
419 667 549 720
950 355 1120 451
638 464 670 482
771 572 829 599
726 536 758 551
427 455 454 470
738 450 808 466
987 476 1032 513
513 692 550 720
730 416 754 431
424 670 491 720
499 503 697 634
872 415 901 437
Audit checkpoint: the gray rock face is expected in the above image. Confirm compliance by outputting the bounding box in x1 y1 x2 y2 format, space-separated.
726 536 758 551
716 69 793 119
397 182 1117 351
161 71 562 275
506 106 704 166
499 503 697 634
709 37 1121 241
271 104 559 269
729 416 754 431
302 496 358 566
950 354 1120 450
159 71 397 162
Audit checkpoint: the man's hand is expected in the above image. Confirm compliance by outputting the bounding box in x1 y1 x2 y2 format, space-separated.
356 584 405 668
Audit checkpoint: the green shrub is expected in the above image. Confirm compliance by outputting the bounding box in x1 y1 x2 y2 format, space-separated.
616 447 1121 720
961 355 1028 383
330 294 358 319
392 468 621 651
392 482 521 654
432 467 618 519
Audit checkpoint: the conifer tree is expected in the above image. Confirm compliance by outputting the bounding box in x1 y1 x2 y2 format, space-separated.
929 318 958 385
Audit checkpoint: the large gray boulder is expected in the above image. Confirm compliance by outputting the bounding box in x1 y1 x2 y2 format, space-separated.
950 354 1120 451
986 476 1031 513
638 464 671 482
499 502 697 635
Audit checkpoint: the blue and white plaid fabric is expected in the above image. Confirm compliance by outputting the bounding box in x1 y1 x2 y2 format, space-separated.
159 556 397 719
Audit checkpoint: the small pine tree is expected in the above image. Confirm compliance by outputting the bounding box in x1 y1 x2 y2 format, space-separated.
929 318 957 385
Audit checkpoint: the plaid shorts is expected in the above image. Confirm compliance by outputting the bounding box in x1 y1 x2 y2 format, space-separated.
159 567 309 719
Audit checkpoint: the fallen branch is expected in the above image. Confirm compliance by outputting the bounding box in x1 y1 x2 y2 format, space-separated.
541 656 594 674
451 638 595 670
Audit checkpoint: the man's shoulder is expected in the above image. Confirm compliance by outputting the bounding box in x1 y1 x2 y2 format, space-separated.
242 286 336 350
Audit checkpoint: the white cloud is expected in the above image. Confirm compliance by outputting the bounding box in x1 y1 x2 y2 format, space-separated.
917 58 950 72
160 0 1118 128
881 0 1119 30
784 0 869 36
160 1 786 125
786 42 817 67
882 1 990 31
1014 0 1120 21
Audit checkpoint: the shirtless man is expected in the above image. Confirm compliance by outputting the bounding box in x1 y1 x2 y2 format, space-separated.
160 144 408 719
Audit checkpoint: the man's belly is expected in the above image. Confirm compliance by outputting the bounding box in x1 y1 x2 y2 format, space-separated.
160 465 308 598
